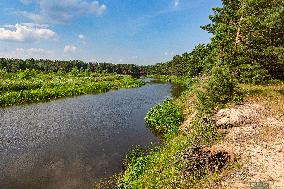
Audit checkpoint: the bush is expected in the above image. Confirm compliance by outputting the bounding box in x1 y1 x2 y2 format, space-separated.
235 64 270 84
145 99 184 137
17 69 38 79
197 64 241 113
0 69 7 79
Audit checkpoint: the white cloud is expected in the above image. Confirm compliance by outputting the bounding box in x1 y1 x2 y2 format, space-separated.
0 23 57 42
18 0 107 23
164 51 174 56
174 0 180 7
78 34 86 44
20 0 33 5
64 45 77 53
78 34 87 44
78 34 84 40
0 48 54 59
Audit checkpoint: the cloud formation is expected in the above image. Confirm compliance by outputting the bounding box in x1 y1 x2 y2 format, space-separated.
64 45 77 53
0 23 57 42
174 0 180 7
78 34 85 40
0 48 54 59
78 34 87 44
20 0 33 5
19 0 107 23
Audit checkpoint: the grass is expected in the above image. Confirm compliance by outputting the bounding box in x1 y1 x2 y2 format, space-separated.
145 99 184 138
0 69 144 107
240 81 284 113
239 81 284 151
115 76 284 189
117 77 233 188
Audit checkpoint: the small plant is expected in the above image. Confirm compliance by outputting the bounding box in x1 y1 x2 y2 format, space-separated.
123 145 147 168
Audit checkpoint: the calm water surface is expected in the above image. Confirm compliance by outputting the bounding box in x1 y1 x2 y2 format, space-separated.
0 83 178 189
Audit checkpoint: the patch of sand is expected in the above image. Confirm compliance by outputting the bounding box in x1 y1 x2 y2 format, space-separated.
213 103 284 189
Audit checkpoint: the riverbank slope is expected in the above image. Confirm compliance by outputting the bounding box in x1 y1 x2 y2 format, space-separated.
117 78 284 188
218 83 284 188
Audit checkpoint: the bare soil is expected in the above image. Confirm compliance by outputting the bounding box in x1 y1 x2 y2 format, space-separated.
213 102 284 189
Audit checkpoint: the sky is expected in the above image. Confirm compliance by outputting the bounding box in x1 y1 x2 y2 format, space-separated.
0 0 222 65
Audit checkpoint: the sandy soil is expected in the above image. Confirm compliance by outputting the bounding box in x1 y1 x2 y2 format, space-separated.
213 103 284 189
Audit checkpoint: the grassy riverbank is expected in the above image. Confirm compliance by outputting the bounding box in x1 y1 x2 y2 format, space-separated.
116 75 236 188
117 75 284 188
0 69 144 107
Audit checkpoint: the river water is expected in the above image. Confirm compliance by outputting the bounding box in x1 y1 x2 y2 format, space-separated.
0 82 181 189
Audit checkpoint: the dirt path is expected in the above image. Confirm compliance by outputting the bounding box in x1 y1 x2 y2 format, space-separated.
213 103 284 189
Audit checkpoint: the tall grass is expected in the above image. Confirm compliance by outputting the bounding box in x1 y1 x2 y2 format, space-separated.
0 69 144 107
117 71 240 188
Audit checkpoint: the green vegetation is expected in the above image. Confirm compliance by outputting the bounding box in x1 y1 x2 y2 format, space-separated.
145 99 184 137
145 0 283 83
0 69 144 107
0 58 147 78
1 0 282 187
240 81 284 113
117 80 228 188
117 0 283 188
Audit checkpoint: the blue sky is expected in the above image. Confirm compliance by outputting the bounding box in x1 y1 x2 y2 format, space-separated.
0 0 222 65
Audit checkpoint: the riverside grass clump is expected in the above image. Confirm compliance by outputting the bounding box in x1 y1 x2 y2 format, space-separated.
0 69 144 107
117 116 225 189
148 75 195 90
117 73 239 188
145 99 184 137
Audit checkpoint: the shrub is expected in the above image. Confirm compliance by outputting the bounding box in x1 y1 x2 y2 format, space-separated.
235 64 270 84
17 69 38 79
145 99 184 137
206 65 236 103
196 64 243 114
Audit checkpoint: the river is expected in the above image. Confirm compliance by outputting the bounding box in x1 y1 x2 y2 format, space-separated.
0 82 181 189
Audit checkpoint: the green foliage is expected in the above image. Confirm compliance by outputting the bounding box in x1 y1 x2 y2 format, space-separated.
206 65 236 103
17 69 38 79
118 115 224 189
124 146 148 168
0 69 7 79
151 75 195 90
0 71 144 107
145 99 184 137
235 64 270 84
202 0 284 81
147 44 211 77
197 64 241 113
237 0 284 80
0 58 148 76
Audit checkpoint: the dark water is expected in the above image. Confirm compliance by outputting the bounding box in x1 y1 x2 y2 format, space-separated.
0 83 177 189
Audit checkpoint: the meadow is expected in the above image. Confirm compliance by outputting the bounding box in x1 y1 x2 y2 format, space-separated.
0 69 144 107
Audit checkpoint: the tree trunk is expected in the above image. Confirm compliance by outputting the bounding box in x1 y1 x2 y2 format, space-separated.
234 16 243 50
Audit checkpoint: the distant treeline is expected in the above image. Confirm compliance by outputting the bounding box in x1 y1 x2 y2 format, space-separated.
147 0 284 83
0 58 147 77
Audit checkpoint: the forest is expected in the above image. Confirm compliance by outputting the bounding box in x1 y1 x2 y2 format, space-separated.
0 58 147 77
148 0 283 83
